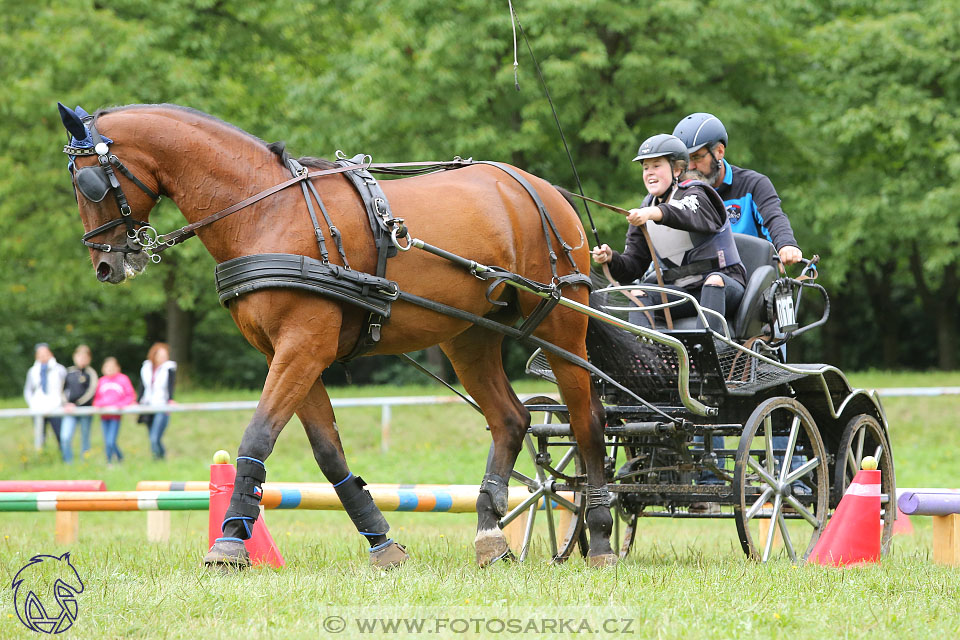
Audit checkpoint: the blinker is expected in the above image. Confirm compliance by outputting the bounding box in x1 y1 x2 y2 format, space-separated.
75 166 111 202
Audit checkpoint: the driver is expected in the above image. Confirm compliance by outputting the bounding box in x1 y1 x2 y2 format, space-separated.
592 134 745 333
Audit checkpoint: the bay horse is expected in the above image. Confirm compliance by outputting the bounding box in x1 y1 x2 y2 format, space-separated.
58 103 615 568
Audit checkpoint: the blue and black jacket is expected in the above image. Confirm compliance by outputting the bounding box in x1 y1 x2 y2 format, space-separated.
715 159 797 251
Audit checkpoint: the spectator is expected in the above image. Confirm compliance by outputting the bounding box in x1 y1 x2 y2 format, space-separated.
23 343 66 452
60 345 99 463
139 342 177 460
93 357 136 465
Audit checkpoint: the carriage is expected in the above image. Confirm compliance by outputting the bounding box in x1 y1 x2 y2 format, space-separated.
500 233 896 563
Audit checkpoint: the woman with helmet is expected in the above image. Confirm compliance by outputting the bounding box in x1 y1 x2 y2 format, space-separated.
591 133 745 332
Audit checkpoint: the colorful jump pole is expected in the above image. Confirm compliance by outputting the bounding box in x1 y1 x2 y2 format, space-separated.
0 486 556 513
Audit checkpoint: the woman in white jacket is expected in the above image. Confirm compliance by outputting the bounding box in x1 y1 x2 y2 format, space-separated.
140 342 177 460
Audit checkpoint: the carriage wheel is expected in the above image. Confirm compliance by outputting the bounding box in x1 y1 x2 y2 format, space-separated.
734 397 829 562
497 396 584 563
833 414 895 553
611 494 640 559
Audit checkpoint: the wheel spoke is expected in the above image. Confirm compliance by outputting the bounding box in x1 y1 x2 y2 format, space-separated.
747 456 780 489
524 433 545 483
763 415 774 475
553 445 577 475
779 415 801 483
846 446 859 479
784 456 820 486
855 429 865 465
500 489 545 526
745 486 775 521
546 490 580 513
518 504 537 562
762 494 783 562
509 471 539 490
873 444 883 463
544 493 558 557
784 494 820 527
777 508 797 562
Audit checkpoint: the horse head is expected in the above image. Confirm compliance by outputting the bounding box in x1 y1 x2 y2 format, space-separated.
58 103 162 283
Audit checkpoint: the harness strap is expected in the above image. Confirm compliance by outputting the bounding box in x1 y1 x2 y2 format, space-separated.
474 161 580 277
154 159 474 254
661 257 722 284
336 155 400 361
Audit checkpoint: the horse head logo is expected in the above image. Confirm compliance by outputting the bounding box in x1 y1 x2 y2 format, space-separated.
11 552 84 634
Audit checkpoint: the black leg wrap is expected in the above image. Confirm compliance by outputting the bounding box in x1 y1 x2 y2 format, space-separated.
479 473 509 518
584 485 613 539
221 457 266 540
334 473 390 537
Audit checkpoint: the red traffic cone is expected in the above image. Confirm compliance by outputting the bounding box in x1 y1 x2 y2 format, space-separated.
208 461 285 568
809 469 881 566
893 505 914 536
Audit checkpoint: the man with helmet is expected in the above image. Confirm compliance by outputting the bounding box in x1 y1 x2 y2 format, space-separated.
592 133 745 332
672 113 803 266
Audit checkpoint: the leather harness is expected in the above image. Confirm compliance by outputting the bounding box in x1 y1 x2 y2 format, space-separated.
64 118 588 362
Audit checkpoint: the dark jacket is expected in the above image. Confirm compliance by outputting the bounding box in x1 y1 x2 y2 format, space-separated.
608 181 747 289
63 366 98 406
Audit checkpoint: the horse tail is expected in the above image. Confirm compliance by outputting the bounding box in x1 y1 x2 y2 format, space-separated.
552 184 580 215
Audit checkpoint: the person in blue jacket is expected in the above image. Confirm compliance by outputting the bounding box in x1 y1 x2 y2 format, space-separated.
674 114 807 509
673 113 803 266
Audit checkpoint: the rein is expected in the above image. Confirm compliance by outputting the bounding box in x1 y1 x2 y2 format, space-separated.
151 159 475 255
64 122 472 260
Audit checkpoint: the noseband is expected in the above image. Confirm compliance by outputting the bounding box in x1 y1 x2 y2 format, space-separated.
63 116 161 258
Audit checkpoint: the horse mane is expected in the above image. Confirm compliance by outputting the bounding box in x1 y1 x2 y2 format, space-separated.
95 104 337 169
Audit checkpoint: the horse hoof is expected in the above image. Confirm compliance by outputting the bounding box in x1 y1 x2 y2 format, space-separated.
370 541 409 570
203 539 250 572
587 553 618 568
475 529 514 567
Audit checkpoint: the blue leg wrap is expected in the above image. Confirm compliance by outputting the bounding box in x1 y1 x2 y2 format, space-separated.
221 457 266 540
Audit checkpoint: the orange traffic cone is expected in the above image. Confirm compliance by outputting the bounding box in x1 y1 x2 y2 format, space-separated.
809 469 881 566
208 461 285 567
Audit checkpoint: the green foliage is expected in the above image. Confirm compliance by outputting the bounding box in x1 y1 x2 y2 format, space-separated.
0 0 957 396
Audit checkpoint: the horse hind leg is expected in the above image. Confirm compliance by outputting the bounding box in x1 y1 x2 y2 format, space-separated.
538 314 617 566
297 377 408 569
439 326 529 567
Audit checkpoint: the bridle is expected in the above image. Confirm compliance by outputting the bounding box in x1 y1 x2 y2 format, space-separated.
63 115 474 263
64 116 162 260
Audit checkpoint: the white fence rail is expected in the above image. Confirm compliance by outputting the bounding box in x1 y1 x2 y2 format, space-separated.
1 387 956 453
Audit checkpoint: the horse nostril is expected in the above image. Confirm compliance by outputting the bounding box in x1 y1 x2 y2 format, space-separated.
96 262 112 282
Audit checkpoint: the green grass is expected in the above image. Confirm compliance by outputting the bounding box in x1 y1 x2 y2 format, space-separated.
1 377 959 639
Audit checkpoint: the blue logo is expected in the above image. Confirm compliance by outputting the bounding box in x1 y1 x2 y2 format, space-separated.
11 553 84 634
725 204 742 223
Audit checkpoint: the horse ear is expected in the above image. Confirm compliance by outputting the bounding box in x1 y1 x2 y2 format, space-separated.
58 102 87 141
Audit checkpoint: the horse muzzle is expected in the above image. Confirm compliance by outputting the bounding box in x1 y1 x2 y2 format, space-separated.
95 250 148 283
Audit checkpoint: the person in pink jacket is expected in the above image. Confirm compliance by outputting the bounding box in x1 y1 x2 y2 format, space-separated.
93 357 136 464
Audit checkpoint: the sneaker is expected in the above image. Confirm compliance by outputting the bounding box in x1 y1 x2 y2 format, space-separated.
689 502 721 514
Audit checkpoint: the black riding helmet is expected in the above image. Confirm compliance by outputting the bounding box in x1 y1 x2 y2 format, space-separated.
632 133 690 164
672 112 728 153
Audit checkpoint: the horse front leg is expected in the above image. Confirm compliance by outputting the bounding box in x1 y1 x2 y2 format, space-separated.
203 344 327 570
297 378 408 569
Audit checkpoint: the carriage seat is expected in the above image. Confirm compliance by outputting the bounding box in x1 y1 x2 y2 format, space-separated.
667 234 777 341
